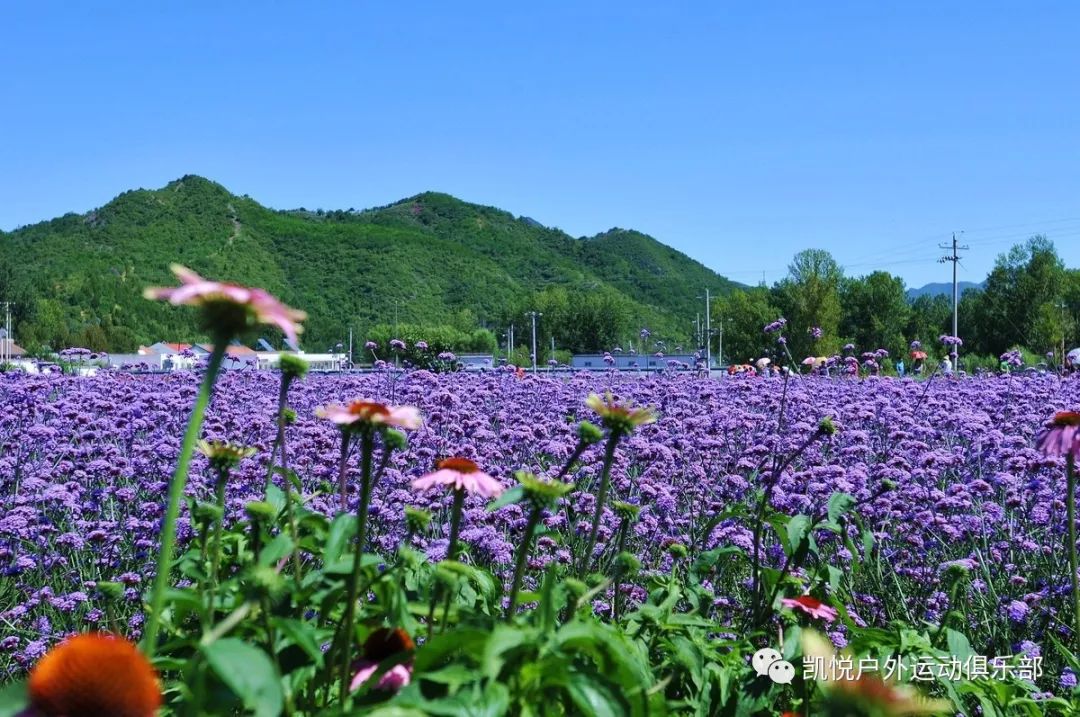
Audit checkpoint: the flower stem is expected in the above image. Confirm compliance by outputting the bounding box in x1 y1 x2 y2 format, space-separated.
273 376 303 578
142 340 226 657
206 468 229 625
505 503 542 620
440 489 468 632
338 430 374 700
577 434 620 577
445 487 467 562
336 433 352 514
1068 454 1079 646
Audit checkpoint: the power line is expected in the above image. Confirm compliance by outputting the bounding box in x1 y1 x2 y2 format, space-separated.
938 232 969 365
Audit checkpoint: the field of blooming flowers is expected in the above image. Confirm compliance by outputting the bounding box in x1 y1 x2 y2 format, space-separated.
2 365 1079 688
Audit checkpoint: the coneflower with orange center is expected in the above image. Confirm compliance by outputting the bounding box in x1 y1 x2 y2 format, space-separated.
1035 409 1080 644
28 633 161 717
350 627 415 693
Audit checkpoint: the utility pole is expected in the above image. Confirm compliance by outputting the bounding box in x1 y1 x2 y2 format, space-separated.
550 335 555 365
508 324 514 363
526 311 541 372
938 232 968 367
717 317 723 368
348 328 353 368
702 288 712 371
1058 300 1068 370
1 302 10 365
696 313 701 347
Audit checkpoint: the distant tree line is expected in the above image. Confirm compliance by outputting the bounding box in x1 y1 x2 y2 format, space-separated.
711 237 1080 368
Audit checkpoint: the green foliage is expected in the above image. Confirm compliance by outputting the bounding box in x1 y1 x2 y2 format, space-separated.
839 271 910 358
710 240 1077 368
773 249 845 359
711 287 779 364
0 178 738 353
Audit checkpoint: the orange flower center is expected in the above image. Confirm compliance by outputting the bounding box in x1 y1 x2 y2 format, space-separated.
29 633 161 717
362 627 415 662
1051 411 1080 427
794 595 824 609
438 457 479 473
348 401 390 419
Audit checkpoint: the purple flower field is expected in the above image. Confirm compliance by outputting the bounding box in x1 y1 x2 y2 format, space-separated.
2 369 1078 675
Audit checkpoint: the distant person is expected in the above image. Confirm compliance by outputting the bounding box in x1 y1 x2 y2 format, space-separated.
1067 347 1080 374
895 359 905 377
940 356 953 376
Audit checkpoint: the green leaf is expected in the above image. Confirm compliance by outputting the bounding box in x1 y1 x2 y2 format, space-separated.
414 663 475 690
274 466 304 493
826 492 857 523
413 629 489 672
486 485 525 512
0 680 27 717
265 484 287 515
945 628 975 664
273 617 326 667
258 533 295 567
565 672 626 717
691 546 741 574
324 513 357 565
784 514 811 557
482 624 530 680
202 638 284 717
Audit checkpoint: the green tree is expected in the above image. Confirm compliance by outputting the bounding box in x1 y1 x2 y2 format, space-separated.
839 271 910 356
772 249 843 358
712 287 779 365
969 236 1066 355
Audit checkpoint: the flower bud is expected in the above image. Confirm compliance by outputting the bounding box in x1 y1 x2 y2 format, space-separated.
404 506 431 534
384 429 408 452
243 565 286 604
666 542 689 560
615 551 641 574
576 421 604 446
278 353 309 380
94 581 126 601
818 416 837 436
193 501 224 524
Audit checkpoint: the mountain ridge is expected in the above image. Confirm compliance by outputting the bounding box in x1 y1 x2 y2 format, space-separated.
0 175 741 353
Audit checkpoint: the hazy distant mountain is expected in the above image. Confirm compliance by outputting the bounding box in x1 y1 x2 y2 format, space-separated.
906 281 984 300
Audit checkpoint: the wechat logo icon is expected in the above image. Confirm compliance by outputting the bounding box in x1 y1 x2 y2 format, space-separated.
752 647 795 685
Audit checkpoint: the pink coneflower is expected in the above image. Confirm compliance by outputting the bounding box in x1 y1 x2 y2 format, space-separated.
1035 411 1080 461
315 400 421 430
411 457 504 498
350 627 414 693
143 265 306 346
781 595 838 622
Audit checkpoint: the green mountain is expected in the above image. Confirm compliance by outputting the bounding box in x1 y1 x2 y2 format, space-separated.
0 176 739 353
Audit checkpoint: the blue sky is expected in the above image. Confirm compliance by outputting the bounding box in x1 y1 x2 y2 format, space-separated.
2 2 1078 287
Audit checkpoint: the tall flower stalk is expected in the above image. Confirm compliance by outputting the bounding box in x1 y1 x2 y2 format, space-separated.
199 440 255 625
505 472 574 620
143 339 226 654
315 400 419 701
268 355 308 576
1069 453 1079 643
575 393 656 577
412 458 503 637
338 429 375 697
140 265 306 657
1035 411 1080 644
